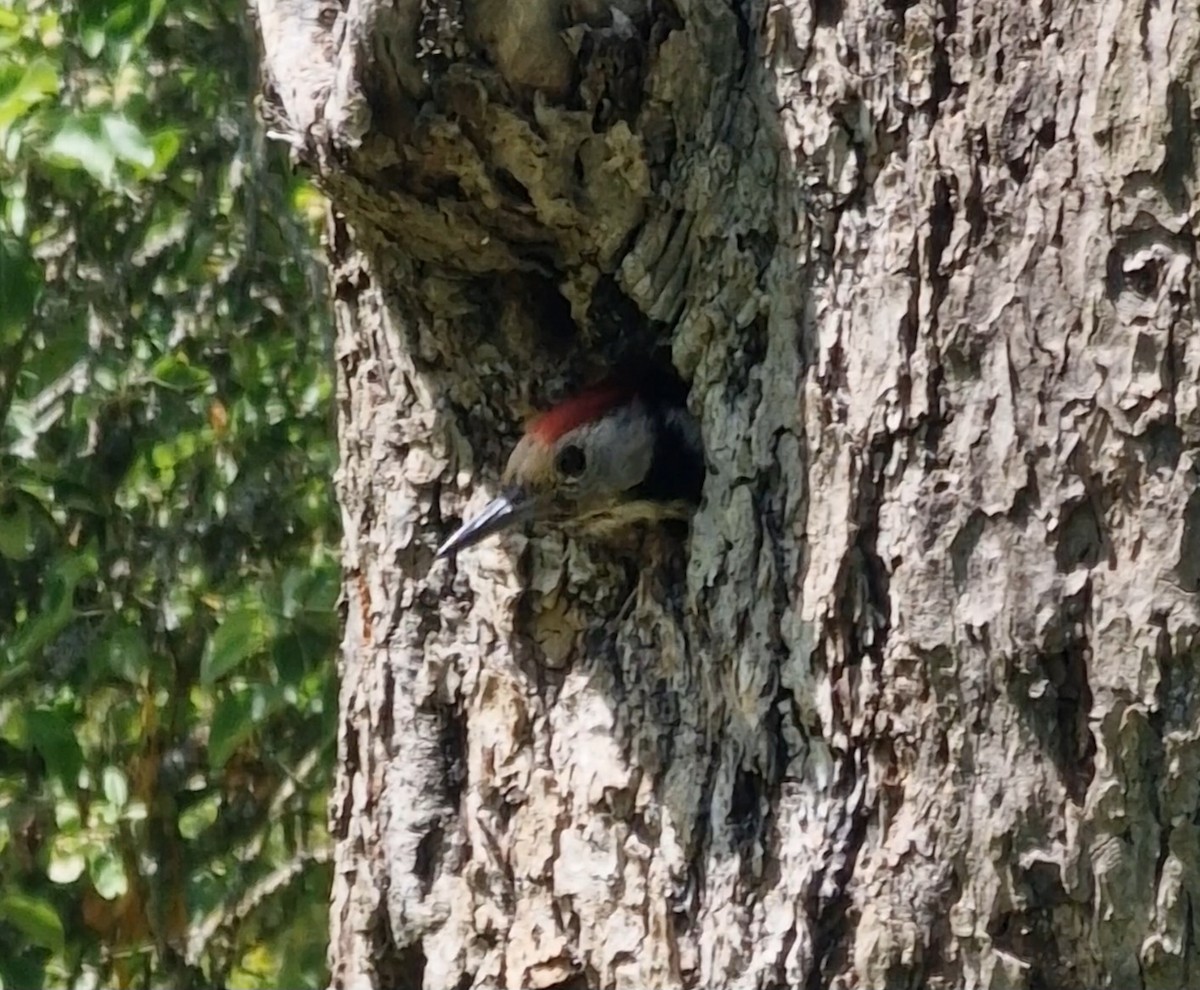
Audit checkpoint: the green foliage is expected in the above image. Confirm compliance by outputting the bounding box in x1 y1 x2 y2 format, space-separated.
0 0 337 986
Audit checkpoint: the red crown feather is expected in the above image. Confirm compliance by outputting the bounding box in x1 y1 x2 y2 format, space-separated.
527 381 633 444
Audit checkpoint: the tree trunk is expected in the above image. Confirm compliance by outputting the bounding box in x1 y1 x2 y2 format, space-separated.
254 0 1200 987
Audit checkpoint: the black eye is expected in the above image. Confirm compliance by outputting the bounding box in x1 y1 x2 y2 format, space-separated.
556 444 587 477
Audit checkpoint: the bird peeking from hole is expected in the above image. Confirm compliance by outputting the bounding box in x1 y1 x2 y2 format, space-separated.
436 365 705 559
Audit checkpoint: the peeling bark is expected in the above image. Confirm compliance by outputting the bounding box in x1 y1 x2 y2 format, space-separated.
254 0 1200 987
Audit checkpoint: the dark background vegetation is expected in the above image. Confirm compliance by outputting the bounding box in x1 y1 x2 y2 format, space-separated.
0 1 336 985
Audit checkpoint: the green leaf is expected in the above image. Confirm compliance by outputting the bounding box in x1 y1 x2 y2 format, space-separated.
36 11 61 44
272 633 306 688
0 496 35 561
54 798 80 830
144 126 182 176
45 119 116 186
101 766 128 808
0 703 27 749
0 892 65 953
298 562 340 617
104 0 166 47
280 567 306 619
88 851 128 900
25 709 82 784
47 845 86 885
101 113 154 168
0 236 42 346
7 191 26 236
101 625 149 685
0 952 46 990
208 690 254 769
0 56 59 131
150 353 211 391
178 793 219 840
150 440 175 471
81 26 105 58
200 606 269 685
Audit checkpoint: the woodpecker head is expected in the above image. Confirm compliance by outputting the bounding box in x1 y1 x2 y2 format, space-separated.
436 371 703 559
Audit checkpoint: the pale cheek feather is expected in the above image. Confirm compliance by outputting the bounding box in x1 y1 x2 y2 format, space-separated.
503 436 557 490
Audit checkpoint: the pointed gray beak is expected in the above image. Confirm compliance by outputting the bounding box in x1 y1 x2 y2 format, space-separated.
436 488 534 559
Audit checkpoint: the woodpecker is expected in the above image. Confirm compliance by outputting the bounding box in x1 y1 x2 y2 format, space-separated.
436 368 704 558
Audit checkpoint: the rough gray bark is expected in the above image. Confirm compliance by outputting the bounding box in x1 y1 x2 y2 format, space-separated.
254 0 1200 987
